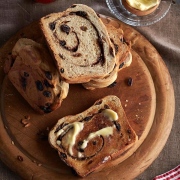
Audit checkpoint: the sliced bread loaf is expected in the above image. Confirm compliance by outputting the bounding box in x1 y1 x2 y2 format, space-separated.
6 38 69 114
49 95 138 177
40 4 116 83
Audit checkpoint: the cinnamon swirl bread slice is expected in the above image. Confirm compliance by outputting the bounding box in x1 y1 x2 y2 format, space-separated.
40 4 116 83
82 24 132 90
6 38 69 114
49 95 138 177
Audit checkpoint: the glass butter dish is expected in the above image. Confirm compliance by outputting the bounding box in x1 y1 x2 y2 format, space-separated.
106 0 172 26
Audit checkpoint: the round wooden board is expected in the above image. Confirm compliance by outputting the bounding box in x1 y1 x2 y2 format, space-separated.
0 15 174 180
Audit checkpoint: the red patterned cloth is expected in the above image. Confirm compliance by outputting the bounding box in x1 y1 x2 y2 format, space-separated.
153 165 180 180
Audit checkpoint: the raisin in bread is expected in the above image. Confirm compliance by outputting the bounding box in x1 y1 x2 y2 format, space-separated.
49 95 138 177
82 23 132 90
40 4 116 83
6 38 69 114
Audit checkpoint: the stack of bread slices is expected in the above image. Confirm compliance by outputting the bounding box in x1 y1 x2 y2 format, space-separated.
5 4 132 114
40 4 132 89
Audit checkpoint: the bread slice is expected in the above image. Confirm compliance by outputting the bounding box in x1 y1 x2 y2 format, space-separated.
82 24 132 90
49 95 138 177
6 38 69 114
40 4 116 83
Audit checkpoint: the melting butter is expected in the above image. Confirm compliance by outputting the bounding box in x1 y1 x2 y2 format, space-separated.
56 140 61 146
56 129 64 137
55 109 118 156
102 109 118 121
81 127 113 149
126 0 159 11
78 152 84 158
56 122 84 156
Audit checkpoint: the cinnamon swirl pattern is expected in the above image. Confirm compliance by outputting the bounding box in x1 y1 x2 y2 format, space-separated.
82 23 132 90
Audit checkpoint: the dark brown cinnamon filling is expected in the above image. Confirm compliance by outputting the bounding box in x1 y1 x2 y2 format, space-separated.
114 121 121 131
58 31 79 52
91 37 105 66
51 11 109 67
69 11 88 18
54 122 69 133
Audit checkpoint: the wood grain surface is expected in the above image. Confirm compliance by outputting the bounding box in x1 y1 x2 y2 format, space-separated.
0 15 174 180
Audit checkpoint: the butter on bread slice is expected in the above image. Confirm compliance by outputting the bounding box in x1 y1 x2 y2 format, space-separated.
49 95 138 177
6 38 69 114
40 4 116 83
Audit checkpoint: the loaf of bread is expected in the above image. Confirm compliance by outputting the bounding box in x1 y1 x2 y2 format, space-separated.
6 38 69 114
49 95 138 177
40 4 117 83
82 23 132 90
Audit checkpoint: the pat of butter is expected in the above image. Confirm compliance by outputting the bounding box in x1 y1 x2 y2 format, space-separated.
81 127 113 149
102 109 118 121
126 0 159 11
